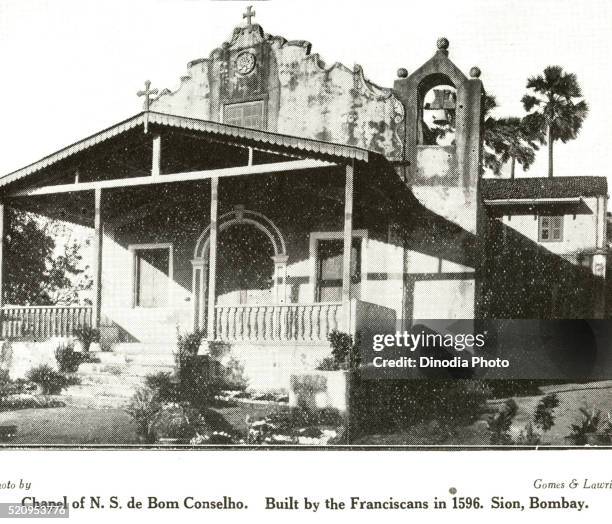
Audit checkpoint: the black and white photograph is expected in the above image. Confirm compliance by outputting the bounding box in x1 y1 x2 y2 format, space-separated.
0 0 611 456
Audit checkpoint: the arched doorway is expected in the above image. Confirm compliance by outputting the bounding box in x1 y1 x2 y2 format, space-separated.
216 224 274 305
191 206 288 331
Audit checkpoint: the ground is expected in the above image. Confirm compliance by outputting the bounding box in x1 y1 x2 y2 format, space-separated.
0 402 285 445
354 381 612 446
2 382 611 446
0 407 138 445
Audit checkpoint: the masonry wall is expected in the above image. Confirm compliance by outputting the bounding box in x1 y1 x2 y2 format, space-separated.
497 196 605 264
151 24 405 160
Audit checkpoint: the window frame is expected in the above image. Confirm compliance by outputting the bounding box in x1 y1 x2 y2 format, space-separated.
222 100 266 130
538 215 564 243
308 230 368 303
129 243 174 308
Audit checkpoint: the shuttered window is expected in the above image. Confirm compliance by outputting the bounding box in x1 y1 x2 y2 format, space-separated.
223 101 265 129
538 216 563 242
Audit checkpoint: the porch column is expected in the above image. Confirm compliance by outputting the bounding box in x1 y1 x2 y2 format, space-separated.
151 135 161 177
206 176 219 338
341 162 354 332
92 188 103 328
272 255 289 303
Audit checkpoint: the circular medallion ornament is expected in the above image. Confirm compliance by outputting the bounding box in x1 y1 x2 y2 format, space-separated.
236 52 256 75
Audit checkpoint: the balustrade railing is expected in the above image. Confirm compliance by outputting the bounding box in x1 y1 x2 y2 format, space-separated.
0 305 93 340
214 303 342 343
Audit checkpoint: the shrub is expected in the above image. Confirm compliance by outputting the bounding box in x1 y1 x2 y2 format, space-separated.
319 330 361 371
175 330 223 409
73 325 100 351
150 403 200 441
125 387 162 443
349 379 491 439
488 399 518 444
55 342 84 373
25 365 73 395
567 406 605 445
533 393 559 432
0 369 12 403
144 372 178 403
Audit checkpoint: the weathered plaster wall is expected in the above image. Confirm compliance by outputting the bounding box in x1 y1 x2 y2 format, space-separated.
151 23 405 160
498 196 603 262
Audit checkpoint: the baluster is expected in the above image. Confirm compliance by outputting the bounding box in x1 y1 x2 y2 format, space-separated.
261 306 266 341
217 307 223 341
273 306 280 341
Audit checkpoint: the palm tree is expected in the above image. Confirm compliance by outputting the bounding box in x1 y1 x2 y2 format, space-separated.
522 65 588 178
483 95 541 177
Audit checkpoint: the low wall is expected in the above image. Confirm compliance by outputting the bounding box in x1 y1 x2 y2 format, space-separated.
289 370 350 413
0 339 63 380
215 342 332 392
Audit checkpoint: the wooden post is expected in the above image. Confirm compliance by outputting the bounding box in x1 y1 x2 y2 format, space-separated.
92 188 103 328
207 177 219 339
152 135 161 177
0 203 5 310
342 162 354 332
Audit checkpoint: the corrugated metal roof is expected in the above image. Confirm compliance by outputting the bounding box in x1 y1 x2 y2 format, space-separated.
0 112 375 189
481 176 608 200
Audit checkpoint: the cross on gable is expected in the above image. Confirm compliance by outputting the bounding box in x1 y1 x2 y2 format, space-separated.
243 5 255 27
137 80 159 112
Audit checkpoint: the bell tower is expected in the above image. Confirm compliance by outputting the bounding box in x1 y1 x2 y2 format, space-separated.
393 37 484 235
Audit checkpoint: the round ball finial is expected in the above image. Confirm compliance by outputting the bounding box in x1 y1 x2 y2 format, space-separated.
397 67 408 79
437 37 450 50
470 66 482 79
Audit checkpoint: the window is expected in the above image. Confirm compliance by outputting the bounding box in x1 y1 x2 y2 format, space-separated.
538 216 563 242
316 239 361 302
223 101 265 130
132 245 172 307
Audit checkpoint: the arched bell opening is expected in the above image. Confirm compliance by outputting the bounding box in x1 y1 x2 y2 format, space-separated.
417 73 457 146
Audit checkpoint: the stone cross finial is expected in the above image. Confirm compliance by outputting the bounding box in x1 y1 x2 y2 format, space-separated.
243 5 256 27
137 80 159 112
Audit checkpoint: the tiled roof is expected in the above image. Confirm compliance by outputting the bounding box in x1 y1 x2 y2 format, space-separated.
482 176 608 200
0 112 378 189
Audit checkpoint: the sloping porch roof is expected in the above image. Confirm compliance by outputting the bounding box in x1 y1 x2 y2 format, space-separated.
0 111 377 190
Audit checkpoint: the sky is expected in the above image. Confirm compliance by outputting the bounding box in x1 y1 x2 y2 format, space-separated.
0 0 610 181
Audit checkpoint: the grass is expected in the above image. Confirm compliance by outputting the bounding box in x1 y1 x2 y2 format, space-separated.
0 407 138 445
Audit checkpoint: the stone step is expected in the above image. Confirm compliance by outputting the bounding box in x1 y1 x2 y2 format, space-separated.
89 352 128 365
78 363 175 377
59 393 132 409
113 343 175 356
77 373 146 387
66 383 137 399
124 354 176 366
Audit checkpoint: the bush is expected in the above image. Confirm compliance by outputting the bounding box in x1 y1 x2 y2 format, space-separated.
150 403 200 441
144 372 178 403
25 365 74 395
0 369 12 403
55 342 84 373
488 399 518 444
175 331 223 409
321 330 361 371
125 387 161 443
349 379 491 439
566 406 607 445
